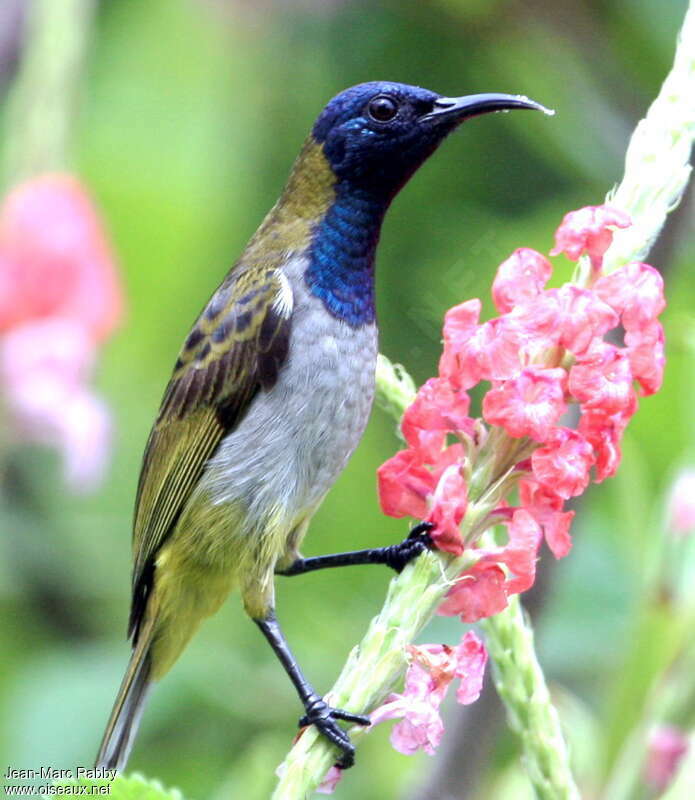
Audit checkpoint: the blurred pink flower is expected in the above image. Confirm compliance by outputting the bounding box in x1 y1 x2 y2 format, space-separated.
0 174 122 490
0 174 122 339
370 632 487 756
644 724 689 794
0 318 111 490
667 469 695 536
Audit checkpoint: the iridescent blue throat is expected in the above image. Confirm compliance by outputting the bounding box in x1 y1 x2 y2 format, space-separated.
304 183 388 327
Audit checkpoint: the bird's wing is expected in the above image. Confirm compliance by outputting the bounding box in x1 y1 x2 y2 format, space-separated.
128 264 293 637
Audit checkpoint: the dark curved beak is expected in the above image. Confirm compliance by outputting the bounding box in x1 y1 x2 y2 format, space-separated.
421 93 553 124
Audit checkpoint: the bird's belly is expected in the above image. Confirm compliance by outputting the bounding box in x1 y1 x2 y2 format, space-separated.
200 312 378 537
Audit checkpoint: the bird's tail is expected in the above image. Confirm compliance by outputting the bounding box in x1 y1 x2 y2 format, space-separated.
94 622 154 771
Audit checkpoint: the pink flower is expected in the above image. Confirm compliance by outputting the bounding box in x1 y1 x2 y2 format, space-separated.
520 479 575 558
551 205 631 272
594 262 665 331
0 174 123 491
438 563 509 622
441 315 523 388
452 631 488 705
402 377 473 461
644 724 689 794
0 318 111 490
667 469 695 536
370 633 487 756
442 298 482 348
492 248 553 314
439 510 541 622
545 285 619 356
427 464 468 556
578 405 634 482
483 366 568 441
377 449 434 520
625 320 665 396
317 766 343 794
532 428 595 500
0 174 123 340
569 344 635 414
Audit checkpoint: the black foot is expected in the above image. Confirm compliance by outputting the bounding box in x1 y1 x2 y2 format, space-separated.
299 695 370 769
381 521 434 573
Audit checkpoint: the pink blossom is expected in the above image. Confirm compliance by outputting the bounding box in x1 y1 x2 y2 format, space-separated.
546 285 619 356
483 366 568 441
442 298 481 348
0 318 111 490
594 262 665 331
377 450 434 520
370 633 487 756
369 666 445 755
441 315 523 388
492 248 553 313
644 724 689 794
452 631 488 705
499 509 542 593
377 204 664 649
667 469 695 536
438 563 509 622
625 320 665 396
579 404 634 482
569 344 635 414
439 299 482 389
439 511 541 622
427 464 468 556
402 377 472 462
317 766 343 794
520 479 575 558
0 174 123 340
551 204 631 272
532 428 595 500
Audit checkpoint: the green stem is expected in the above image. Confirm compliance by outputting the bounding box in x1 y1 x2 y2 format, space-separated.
2 0 95 187
480 593 580 800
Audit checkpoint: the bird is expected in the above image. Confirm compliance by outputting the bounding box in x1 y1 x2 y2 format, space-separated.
95 81 548 772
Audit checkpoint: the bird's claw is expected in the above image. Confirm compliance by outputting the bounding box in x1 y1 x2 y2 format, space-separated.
299 696 369 769
384 521 434 573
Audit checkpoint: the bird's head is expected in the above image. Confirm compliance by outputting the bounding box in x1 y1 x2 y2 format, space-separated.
312 81 550 199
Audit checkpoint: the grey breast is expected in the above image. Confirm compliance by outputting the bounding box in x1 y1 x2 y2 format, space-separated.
202 254 378 528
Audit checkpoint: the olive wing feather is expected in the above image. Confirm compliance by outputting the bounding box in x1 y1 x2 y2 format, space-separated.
128 266 293 638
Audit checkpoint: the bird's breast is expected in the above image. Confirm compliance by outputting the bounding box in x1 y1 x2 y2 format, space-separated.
201 255 378 532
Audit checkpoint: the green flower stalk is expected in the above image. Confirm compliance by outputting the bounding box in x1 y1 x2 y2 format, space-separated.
601 0 695 276
273 2 695 796
2 0 95 186
480 594 579 800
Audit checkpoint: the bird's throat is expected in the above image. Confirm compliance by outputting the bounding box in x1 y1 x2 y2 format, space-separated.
246 138 387 327
304 180 386 327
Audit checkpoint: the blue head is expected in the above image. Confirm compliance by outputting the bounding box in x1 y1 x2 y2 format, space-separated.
301 81 549 326
312 81 547 199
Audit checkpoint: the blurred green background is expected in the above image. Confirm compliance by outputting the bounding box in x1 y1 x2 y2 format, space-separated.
1 1 694 798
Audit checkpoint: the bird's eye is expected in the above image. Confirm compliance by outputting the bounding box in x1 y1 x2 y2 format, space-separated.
367 94 399 122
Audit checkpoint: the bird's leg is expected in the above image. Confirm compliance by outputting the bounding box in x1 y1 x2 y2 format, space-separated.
277 522 433 577
255 611 370 768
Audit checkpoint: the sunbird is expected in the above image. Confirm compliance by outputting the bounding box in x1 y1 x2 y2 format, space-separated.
96 81 547 771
